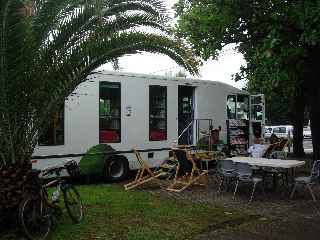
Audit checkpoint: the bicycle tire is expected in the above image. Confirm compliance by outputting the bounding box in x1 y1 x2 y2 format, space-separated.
63 185 84 223
19 196 51 240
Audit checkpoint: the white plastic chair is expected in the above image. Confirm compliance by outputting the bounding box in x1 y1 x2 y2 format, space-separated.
290 160 320 202
233 162 263 202
216 160 237 194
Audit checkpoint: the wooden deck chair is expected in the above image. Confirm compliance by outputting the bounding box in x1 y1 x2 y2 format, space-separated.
124 149 167 190
262 143 278 158
263 139 290 186
166 148 208 192
156 152 178 180
274 138 289 151
267 138 289 159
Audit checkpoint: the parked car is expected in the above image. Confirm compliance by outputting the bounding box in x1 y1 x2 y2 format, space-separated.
272 125 293 138
264 126 274 139
303 126 312 139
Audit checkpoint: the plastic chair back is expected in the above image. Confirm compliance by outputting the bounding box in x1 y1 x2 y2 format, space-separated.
218 160 235 172
235 162 252 177
217 160 237 178
310 160 320 183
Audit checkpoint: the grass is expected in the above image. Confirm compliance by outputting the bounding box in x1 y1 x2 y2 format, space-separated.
2 184 254 240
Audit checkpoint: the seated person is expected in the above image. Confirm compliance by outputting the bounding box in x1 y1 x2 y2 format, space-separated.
247 138 265 158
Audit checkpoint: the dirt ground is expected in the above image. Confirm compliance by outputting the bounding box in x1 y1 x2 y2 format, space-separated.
129 156 320 240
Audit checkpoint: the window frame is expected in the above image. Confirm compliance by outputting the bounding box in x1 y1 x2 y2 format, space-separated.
149 85 167 142
99 81 121 143
38 107 65 146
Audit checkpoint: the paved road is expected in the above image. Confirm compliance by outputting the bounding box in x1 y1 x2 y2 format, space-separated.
286 139 313 153
303 139 313 153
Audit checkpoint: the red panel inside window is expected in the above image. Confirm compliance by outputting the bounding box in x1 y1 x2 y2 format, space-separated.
100 130 119 143
150 130 166 141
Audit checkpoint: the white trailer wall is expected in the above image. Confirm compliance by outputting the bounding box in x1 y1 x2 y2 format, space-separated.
32 71 246 171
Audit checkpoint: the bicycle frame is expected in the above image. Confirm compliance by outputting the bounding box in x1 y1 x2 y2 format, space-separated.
43 176 67 207
19 161 83 240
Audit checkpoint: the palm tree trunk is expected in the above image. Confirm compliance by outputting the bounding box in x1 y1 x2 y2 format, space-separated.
0 162 32 210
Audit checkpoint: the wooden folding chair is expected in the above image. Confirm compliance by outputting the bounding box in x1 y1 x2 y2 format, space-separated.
275 138 289 151
124 149 167 190
267 138 289 159
262 143 278 158
166 148 208 192
263 139 290 187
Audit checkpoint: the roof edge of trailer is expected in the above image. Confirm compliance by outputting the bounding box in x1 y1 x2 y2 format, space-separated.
92 70 247 94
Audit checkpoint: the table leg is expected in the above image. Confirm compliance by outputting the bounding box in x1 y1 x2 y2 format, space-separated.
273 173 278 191
291 168 295 184
285 169 289 186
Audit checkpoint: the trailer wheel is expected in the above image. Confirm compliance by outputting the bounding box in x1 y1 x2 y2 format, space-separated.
103 156 129 182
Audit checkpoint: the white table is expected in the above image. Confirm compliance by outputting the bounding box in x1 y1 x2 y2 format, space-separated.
225 157 306 192
225 157 305 169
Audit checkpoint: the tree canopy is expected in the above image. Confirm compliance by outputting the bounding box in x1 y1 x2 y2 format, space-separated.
174 0 320 158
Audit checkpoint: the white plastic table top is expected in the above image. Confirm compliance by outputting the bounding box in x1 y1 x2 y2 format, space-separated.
225 157 305 169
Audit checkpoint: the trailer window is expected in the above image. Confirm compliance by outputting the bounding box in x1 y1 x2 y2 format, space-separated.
250 95 264 121
39 109 64 146
149 86 167 141
236 95 249 120
99 82 121 143
227 95 236 119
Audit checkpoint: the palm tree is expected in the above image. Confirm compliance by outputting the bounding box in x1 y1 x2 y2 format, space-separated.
0 0 198 209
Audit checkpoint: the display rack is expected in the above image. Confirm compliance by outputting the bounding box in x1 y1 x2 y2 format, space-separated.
226 119 249 154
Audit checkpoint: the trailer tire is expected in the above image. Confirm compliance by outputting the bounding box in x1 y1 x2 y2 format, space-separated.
103 156 129 182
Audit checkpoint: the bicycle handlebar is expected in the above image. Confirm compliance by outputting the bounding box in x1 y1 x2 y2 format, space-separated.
41 165 66 177
40 160 78 177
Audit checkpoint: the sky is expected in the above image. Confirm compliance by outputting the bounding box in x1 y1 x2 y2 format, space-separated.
99 0 247 89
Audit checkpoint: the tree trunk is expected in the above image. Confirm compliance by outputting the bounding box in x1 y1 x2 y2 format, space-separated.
292 93 305 157
309 95 320 160
305 46 320 160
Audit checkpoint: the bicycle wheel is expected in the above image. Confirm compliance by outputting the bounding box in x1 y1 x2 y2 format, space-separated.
19 197 51 240
63 185 84 223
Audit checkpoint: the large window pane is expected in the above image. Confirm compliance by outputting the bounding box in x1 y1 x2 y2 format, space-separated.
251 104 263 121
149 86 167 141
236 95 249 120
99 82 121 143
227 95 236 119
39 109 64 146
250 95 264 121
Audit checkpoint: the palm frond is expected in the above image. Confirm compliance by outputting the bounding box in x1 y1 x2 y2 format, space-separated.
32 0 73 45
0 0 199 166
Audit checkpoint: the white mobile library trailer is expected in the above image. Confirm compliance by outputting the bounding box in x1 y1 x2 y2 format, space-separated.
32 71 265 181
